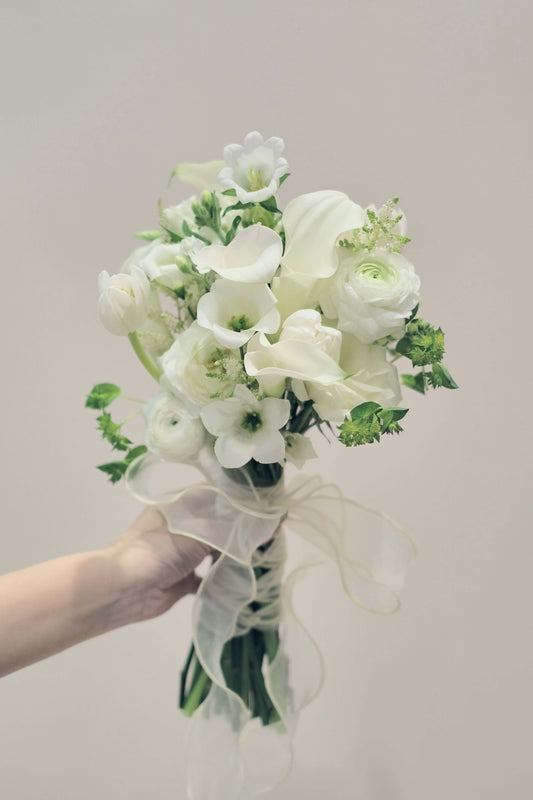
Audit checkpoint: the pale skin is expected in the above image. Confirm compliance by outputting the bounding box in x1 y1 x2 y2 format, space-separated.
0 508 211 679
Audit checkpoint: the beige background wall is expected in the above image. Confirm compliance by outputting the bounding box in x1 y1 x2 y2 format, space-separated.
0 1 531 797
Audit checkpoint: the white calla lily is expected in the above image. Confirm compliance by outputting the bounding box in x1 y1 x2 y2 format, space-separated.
197 279 280 349
97 265 150 336
194 224 283 283
200 385 290 469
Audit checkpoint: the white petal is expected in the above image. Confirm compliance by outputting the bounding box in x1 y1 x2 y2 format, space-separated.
200 399 240 436
195 225 282 283
260 397 290 431
252 430 286 464
173 160 225 191
215 433 254 469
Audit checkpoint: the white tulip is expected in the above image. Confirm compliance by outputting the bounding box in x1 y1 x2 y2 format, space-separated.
197 279 280 349
144 391 206 462
194 224 283 283
97 265 150 336
218 131 288 204
321 248 421 343
200 385 290 469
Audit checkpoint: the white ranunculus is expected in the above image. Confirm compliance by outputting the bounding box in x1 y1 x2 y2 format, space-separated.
293 333 401 423
197 279 280 349
244 309 345 396
194 224 283 283
321 248 421 343
172 160 226 191
144 391 206 462
132 238 206 290
159 322 241 408
218 131 288 204
283 432 317 469
200 385 290 469
271 190 365 320
97 265 150 336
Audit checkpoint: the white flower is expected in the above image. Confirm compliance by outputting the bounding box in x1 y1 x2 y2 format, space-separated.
171 160 226 191
97 265 150 336
194 224 283 283
271 190 365 320
218 131 288 203
244 309 344 396
321 248 421 343
144 391 206 462
197 279 280 349
200 385 290 469
159 322 240 408
283 432 317 469
131 238 206 290
293 334 401 423
161 194 237 244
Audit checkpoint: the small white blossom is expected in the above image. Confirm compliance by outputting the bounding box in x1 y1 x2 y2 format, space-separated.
195 224 283 283
200 385 290 469
98 265 150 336
144 391 206 462
218 131 288 203
283 432 317 469
132 238 206 290
197 279 280 349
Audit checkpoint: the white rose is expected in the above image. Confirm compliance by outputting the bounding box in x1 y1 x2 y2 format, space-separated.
244 309 344 396
293 333 401 423
144 391 206 462
97 265 150 336
159 322 241 408
321 248 421 343
271 190 365 320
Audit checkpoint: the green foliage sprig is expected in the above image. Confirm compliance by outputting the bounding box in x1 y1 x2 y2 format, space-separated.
338 198 410 254
86 383 147 484
396 319 458 394
338 402 408 447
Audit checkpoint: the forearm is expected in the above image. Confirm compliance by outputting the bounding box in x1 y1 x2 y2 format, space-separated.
0 547 138 678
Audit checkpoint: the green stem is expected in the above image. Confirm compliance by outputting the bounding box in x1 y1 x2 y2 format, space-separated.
241 634 251 708
179 644 195 709
128 332 162 384
263 629 279 664
182 666 211 717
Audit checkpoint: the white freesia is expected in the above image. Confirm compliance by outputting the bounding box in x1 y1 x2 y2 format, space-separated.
218 131 288 203
197 279 280 349
293 333 401 423
172 160 226 191
135 287 174 358
132 238 206 290
272 190 365 320
200 385 290 469
195 224 283 283
244 309 345 396
321 248 421 343
159 322 241 408
97 265 150 336
144 391 206 462
283 432 317 469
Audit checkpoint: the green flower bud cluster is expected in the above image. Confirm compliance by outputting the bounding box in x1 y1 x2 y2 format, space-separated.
338 402 408 448
396 318 458 394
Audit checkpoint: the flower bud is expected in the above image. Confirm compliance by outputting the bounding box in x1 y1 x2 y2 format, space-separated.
97 265 150 336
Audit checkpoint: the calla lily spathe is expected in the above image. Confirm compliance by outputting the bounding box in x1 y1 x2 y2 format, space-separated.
195 224 283 283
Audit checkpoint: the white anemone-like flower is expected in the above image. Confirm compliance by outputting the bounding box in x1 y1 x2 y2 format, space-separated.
98 265 150 336
131 239 206 290
194 224 283 283
218 131 288 204
320 248 421 343
159 322 241 408
144 391 206 462
197 279 280 349
283 432 317 469
244 309 345 396
200 385 290 469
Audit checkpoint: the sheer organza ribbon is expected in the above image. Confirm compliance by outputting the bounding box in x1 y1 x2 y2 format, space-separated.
125 450 415 799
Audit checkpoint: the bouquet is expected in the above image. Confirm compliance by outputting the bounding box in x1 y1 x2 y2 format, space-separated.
87 131 456 798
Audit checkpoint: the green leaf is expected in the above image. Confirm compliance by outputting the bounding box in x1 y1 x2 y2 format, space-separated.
429 363 459 390
279 173 290 186
160 225 184 243
223 201 254 216
125 445 148 463
349 401 382 421
135 230 161 241
221 188 237 196
86 383 121 410
379 406 408 434
259 196 282 214
401 372 427 394
96 412 132 451
225 215 242 245
97 461 128 484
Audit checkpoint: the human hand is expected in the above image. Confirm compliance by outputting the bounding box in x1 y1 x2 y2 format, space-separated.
107 507 212 625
